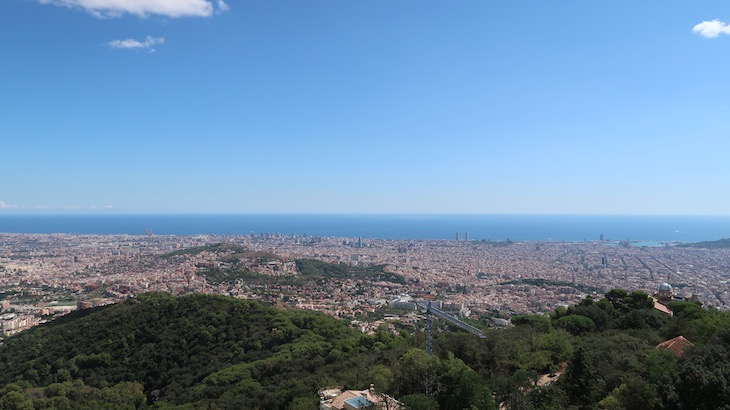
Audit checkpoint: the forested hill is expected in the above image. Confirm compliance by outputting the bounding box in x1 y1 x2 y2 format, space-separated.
0 293 397 409
2 291 730 409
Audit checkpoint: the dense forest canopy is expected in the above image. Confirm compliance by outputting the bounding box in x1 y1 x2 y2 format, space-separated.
158 243 407 287
1 289 729 409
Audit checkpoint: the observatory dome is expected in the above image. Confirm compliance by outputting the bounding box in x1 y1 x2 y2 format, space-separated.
659 283 673 292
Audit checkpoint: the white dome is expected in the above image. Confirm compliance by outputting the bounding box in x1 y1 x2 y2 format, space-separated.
659 283 672 292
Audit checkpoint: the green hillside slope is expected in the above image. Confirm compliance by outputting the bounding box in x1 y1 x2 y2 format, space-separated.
2 291 730 409
0 293 399 409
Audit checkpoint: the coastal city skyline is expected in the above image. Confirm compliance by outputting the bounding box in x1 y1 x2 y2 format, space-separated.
4 3 730 408
2 1 730 215
2 214 730 243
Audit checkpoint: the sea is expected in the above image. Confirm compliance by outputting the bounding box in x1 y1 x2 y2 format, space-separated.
1 214 729 243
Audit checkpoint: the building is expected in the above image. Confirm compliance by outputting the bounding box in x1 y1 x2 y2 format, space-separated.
320 387 402 410
77 300 94 310
652 297 673 316
344 396 372 410
390 301 417 310
657 282 674 303
657 335 693 357
1 315 39 337
442 301 464 312
390 295 416 311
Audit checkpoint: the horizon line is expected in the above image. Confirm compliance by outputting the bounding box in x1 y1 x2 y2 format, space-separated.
2 213 730 217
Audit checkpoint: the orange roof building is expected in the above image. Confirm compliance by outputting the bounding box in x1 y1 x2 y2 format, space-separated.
320 388 402 410
656 335 693 357
651 297 673 316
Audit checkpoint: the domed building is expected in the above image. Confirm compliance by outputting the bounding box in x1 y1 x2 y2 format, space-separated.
657 282 674 303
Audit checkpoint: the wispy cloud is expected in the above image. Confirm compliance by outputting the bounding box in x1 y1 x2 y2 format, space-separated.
693 19 730 38
37 0 229 18
90 205 114 210
108 35 165 52
0 201 17 210
33 205 56 210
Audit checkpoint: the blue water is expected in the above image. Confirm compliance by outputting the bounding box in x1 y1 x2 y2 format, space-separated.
0 214 729 242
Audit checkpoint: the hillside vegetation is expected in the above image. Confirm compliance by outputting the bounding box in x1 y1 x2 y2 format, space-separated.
295 259 406 284
1 290 730 409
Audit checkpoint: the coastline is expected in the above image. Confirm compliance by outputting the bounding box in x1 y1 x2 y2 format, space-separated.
1 214 729 243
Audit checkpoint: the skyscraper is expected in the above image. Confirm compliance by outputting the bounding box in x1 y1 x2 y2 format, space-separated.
465 232 469 242
456 232 459 241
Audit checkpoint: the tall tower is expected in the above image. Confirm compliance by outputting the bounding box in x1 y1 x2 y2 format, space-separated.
465 232 469 242
456 231 459 241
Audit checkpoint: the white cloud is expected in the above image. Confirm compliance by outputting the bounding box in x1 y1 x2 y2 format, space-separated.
108 35 165 52
65 205 81 210
104 205 114 209
693 19 730 38
33 205 55 210
0 201 16 209
37 0 229 18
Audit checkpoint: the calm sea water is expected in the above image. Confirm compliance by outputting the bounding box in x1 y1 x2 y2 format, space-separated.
1 215 729 242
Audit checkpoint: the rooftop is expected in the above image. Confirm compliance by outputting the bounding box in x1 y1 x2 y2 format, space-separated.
657 335 694 357
344 396 372 409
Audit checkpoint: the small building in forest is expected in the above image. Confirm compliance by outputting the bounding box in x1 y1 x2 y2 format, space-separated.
319 386 402 410
656 335 693 357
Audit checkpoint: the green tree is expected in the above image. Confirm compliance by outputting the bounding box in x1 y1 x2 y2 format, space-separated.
500 369 537 410
401 394 438 410
624 291 653 311
572 304 610 331
369 365 395 409
536 330 573 364
614 375 658 410
395 349 438 397
512 315 551 333
289 397 317 409
436 353 494 410
0 391 34 410
528 385 567 410
605 289 628 309
663 332 730 410
556 315 595 335
561 347 601 408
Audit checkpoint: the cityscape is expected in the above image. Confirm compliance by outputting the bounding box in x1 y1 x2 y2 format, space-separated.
3 0 730 407
3 231 728 339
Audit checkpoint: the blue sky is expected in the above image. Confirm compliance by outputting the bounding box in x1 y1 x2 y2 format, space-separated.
1 0 729 214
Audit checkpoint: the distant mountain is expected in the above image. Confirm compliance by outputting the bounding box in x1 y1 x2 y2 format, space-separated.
679 238 730 248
